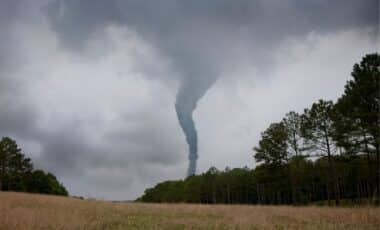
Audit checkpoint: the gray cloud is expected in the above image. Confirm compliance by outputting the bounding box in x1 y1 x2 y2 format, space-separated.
45 0 377 64
44 0 378 176
0 0 377 199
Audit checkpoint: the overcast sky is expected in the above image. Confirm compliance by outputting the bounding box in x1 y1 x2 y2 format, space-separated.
0 0 378 200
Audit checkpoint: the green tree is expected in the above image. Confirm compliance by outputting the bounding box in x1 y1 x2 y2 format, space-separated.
254 122 289 165
283 111 307 157
254 122 295 204
0 137 68 196
301 100 341 206
282 111 310 203
287 156 314 204
0 137 33 190
334 53 380 202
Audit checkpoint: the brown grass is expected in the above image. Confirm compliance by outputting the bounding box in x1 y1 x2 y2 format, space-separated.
0 192 379 230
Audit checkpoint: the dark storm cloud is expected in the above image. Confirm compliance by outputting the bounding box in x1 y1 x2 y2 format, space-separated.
0 0 377 199
45 0 378 85
0 97 38 139
0 1 40 141
38 126 94 176
45 0 377 175
0 0 186 198
46 0 377 57
44 0 378 88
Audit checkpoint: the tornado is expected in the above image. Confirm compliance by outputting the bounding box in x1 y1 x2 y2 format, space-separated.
175 75 217 177
175 100 198 176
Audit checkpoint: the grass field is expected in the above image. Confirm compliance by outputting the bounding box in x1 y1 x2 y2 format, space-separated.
0 192 379 230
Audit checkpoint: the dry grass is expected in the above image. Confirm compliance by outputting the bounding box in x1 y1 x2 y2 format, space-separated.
0 192 379 230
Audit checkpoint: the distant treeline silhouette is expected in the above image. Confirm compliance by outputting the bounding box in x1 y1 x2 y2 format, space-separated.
137 53 379 206
0 137 68 196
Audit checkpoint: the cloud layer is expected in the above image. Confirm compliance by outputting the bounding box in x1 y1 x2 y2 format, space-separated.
0 0 377 199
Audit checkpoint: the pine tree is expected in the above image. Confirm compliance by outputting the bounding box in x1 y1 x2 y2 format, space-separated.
301 100 341 206
334 53 380 202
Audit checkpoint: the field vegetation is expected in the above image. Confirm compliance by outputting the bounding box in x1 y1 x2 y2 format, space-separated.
1 192 379 230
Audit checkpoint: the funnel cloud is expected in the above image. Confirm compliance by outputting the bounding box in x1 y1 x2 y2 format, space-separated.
175 98 197 176
175 75 218 176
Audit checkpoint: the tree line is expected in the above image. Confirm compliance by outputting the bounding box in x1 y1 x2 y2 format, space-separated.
137 53 379 206
0 137 68 196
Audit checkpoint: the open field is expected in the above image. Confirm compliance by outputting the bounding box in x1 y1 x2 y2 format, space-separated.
0 192 379 230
